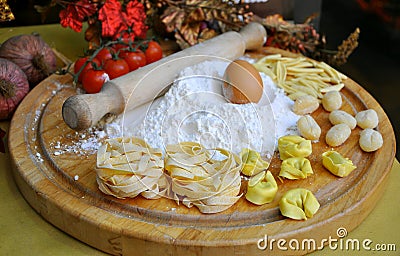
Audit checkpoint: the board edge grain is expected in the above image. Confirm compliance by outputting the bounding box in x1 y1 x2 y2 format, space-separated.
8 47 396 256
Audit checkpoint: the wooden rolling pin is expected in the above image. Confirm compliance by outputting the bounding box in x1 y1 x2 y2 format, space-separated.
62 22 267 130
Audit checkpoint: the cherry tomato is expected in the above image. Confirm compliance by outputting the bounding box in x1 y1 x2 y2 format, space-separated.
120 50 147 71
112 38 131 53
74 57 101 82
145 41 163 64
113 43 129 53
82 69 109 94
95 47 115 65
74 57 88 74
103 58 129 79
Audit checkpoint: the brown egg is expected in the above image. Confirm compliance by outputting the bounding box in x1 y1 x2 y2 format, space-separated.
222 59 263 104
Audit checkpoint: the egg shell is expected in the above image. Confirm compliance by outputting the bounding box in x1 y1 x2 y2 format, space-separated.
222 59 263 104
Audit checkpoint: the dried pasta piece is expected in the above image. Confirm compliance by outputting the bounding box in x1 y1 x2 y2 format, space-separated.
321 91 342 112
322 150 356 177
278 135 312 160
329 110 356 129
240 148 270 176
96 137 170 199
279 188 320 220
297 115 321 141
245 170 278 205
292 95 320 115
279 157 313 180
165 142 242 214
325 124 351 147
254 54 347 100
320 83 345 93
355 109 379 129
359 129 383 152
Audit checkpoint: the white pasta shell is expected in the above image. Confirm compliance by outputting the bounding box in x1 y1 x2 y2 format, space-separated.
329 110 357 129
297 115 321 141
359 129 383 152
321 91 342 112
355 109 379 129
325 124 351 147
292 95 320 115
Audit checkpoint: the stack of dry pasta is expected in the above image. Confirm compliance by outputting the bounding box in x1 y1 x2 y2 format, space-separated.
96 137 242 214
253 54 347 100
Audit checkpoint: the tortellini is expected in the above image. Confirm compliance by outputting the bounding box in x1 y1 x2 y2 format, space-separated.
279 188 320 220
96 137 170 199
278 135 312 160
279 157 313 180
240 148 270 176
245 170 278 205
322 150 357 177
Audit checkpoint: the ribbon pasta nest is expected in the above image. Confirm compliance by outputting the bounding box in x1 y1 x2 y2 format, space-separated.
96 137 170 200
96 138 242 214
165 142 242 214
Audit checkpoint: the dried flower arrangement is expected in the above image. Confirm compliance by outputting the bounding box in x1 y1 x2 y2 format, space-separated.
256 14 360 66
143 0 253 49
36 0 147 49
34 0 359 66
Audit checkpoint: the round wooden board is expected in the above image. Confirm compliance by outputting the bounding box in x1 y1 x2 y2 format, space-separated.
9 48 396 255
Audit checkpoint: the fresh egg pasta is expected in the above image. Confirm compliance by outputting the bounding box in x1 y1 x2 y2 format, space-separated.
279 157 313 180
240 148 270 176
165 142 242 214
245 170 278 205
278 135 312 160
96 137 170 199
279 188 320 220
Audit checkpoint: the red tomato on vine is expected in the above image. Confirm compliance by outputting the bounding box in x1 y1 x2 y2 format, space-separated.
112 37 132 53
74 57 101 82
95 47 115 65
103 58 129 79
144 41 163 64
82 69 109 94
120 50 147 71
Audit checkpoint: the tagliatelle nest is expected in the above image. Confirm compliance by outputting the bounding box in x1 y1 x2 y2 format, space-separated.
165 142 242 214
95 137 243 214
96 137 171 199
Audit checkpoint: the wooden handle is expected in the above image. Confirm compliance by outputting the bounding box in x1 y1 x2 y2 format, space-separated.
62 84 124 130
62 22 267 130
237 22 267 50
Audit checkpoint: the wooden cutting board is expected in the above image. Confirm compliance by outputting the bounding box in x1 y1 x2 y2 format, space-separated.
8 47 396 255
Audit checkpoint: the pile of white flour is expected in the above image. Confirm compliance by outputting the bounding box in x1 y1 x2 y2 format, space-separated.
105 60 299 158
